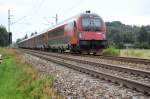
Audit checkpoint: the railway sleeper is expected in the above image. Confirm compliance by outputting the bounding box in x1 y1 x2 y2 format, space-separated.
25 49 150 78
32 49 150 78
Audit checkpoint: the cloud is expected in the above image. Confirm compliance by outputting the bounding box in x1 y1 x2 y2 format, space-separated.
104 15 150 26
125 16 150 26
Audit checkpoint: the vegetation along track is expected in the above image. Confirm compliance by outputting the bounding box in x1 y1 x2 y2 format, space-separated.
21 49 150 95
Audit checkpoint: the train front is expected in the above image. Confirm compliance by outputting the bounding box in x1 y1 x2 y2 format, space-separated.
78 12 107 53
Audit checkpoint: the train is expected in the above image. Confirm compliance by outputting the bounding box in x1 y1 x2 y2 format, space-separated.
18 11 107 54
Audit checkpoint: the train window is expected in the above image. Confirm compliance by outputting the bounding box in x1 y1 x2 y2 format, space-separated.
48 28 64 38
65 22 74 32
81 16 102 31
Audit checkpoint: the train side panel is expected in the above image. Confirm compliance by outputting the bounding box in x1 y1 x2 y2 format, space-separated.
47 25 69 50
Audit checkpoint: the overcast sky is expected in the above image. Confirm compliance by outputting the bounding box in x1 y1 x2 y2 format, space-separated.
0 0 150 41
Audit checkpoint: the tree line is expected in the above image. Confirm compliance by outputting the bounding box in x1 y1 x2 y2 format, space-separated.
16 32 37 43
106 21 150 49
0 25 9 47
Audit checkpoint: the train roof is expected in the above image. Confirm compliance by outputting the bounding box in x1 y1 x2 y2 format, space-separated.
18 16 78 43
18 12 101 44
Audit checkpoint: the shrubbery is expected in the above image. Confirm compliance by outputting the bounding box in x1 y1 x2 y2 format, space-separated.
0 26 9 47
135 42 150 49
102 47 120 56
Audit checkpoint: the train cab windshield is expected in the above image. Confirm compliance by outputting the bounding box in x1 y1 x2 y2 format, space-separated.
81 15 102 31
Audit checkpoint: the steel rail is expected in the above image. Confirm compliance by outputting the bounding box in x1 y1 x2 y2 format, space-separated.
24 49 150 78
97 55 150 65
64 53 150 65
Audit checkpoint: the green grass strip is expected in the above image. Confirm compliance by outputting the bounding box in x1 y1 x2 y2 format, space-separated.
0 48 60 99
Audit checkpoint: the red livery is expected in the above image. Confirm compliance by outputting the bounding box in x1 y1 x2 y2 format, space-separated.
18 11 107 54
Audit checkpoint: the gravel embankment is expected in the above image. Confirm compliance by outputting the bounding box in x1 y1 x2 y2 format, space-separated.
49 55 150 85
23 53 149 99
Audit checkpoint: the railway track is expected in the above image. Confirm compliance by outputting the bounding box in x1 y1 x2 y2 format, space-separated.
64 53 150 65
21 49 150 95
90 55 150 65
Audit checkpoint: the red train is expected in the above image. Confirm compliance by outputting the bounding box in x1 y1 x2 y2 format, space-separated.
18 11 107 54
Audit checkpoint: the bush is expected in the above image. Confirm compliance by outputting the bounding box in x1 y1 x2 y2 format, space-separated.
134 42 150 49
102 47 120 56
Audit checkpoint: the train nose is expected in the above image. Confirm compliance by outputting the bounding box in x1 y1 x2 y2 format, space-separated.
79 32 105 40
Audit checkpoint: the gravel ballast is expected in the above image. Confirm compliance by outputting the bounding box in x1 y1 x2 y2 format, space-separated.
23 53 149 99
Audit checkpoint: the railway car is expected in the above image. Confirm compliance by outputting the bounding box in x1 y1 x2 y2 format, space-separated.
18 11 107 54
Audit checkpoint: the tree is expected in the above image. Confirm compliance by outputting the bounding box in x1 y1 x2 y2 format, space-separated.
0 25 9 46
31 33 34 36
106 21 150 49
137 26 148 43
135 26 150 48
16 38 22 43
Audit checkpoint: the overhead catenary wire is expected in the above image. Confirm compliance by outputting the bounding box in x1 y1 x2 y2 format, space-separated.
13 0 86 41
11 16 27 25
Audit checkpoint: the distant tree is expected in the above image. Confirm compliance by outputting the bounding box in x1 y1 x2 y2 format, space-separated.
143 26 150 45
148 31 150 45
137 26 148 43
0 25 9 46
31 33 34 36
106 21 150 49
16 38 22 43
34 32 37 34
30 32 37 36
135 26 150 48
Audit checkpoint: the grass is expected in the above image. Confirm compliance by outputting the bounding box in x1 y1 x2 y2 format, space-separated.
0 48 62 99
120 49 150 59
102 47 120 56
102 47 150 59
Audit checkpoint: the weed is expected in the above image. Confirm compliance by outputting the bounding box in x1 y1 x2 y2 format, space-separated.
120 49 150 59
102 47 120 56
0 48 62 99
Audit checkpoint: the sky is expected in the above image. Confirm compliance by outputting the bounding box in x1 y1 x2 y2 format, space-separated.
0 0 150 41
